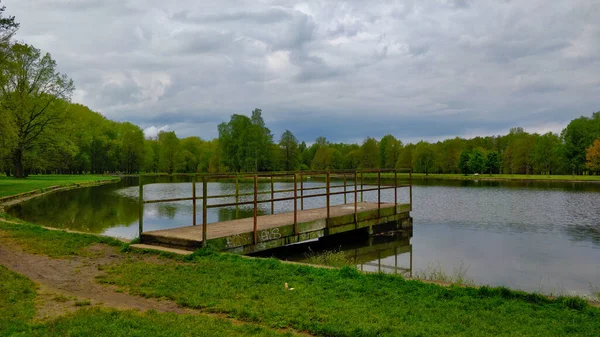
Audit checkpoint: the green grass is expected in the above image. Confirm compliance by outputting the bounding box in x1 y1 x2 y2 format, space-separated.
0 174 118 198
0 221 126 257
2 220 599 336
98 253 600 337
0 265 36 336
303 248 355 268
0 266 293 337
414 261 474 286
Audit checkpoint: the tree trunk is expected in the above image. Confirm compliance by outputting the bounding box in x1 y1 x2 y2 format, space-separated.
13 148 25 178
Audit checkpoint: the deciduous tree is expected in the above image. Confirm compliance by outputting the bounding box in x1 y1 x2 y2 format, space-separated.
0 43 74 177
586 138 600 174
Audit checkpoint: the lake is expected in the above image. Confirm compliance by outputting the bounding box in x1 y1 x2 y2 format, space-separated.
7 176 600 298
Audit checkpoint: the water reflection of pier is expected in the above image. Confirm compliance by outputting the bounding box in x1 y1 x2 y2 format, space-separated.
344 230 412 277
253 229 413 276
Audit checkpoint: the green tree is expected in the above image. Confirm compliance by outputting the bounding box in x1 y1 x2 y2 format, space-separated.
458 150 471 175
279 130 300 171
486 151 500 174
396 144 413 169
158 131 180 174
360 137 379 169
218 109 274 172
413 142 435 175
119 122 145 173
379 134 401 169
0 3 18 173
0 43 74 177
532 132 561 175
468 148 486 174
311 147 336 170
562 113 600 174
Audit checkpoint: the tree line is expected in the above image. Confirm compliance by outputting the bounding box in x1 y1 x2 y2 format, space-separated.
1 3 599 177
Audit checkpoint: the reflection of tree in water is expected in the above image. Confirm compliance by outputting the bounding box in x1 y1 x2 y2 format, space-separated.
217 207 266 222
157 204 179 219
564 224 600 246
7 184 139 234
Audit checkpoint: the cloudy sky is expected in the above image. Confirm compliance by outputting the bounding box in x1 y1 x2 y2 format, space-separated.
5 0 600 143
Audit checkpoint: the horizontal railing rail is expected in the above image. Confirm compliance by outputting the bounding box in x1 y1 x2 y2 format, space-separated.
138 169 412 246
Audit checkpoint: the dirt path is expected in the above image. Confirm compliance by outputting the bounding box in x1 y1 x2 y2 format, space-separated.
0 235 313 336
0 240 189 318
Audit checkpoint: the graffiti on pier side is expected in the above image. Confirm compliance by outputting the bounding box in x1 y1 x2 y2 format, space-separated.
298 230 323 241
225 228 282 248
260 228 281 242
225 228 324 249
226 234 252 248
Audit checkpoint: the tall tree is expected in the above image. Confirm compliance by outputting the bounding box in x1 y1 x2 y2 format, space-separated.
360 137 379 169
562 113 600 174
586 138 600 174
119 122 145 173
0 3 18 173
158 131 180 174
249 108 274 171
532 132 561 175
0 43 74 177
468 148 487 174
218 109 274 172
279 130 300 171
486 151 500 174
413 141 435 175
458 150 471 175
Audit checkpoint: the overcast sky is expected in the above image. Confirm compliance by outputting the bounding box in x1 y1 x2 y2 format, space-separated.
5 0 600 143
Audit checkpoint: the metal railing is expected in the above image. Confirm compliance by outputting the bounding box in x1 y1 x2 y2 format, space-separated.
138 168 412 246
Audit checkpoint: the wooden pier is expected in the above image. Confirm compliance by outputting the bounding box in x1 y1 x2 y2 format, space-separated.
136 169 413 254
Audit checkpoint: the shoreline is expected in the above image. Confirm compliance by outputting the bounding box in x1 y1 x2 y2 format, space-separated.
0 178 120 212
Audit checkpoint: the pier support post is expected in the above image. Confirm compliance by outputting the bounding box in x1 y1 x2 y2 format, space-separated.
293 174 297 234
326 172 330 227
202 176 207 247
192 176 196 226
253 175 258 244
138 176 144 238
270 175 274 214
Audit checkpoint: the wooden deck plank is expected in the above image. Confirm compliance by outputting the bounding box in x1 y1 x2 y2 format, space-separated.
144 202 395 241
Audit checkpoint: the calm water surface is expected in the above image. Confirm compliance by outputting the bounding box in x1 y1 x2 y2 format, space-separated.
8 176 600 297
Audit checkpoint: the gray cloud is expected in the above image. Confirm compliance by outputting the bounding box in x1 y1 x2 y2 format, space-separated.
5 0 600 144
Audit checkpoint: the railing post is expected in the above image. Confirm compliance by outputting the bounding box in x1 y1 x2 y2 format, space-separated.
326 172 330 227
354 171 358 227
192 175 197 226
377 170 381 217
270 175 274 214
253 175 258 244
293 173 297 235
394 170 398 213
410 168 413 211
360 172 364 202
202 176 207 247
138 175 144 238
300 173 304 210
235 175 239 218
343 175 347 204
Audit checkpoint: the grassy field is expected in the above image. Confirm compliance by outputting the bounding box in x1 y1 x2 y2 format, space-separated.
0 221 598 337
0 174 118 198
0 266 294 337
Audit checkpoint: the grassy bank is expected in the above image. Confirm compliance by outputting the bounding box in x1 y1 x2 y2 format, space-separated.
0 174 118 198
0 266 293 337
0 221 598 337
